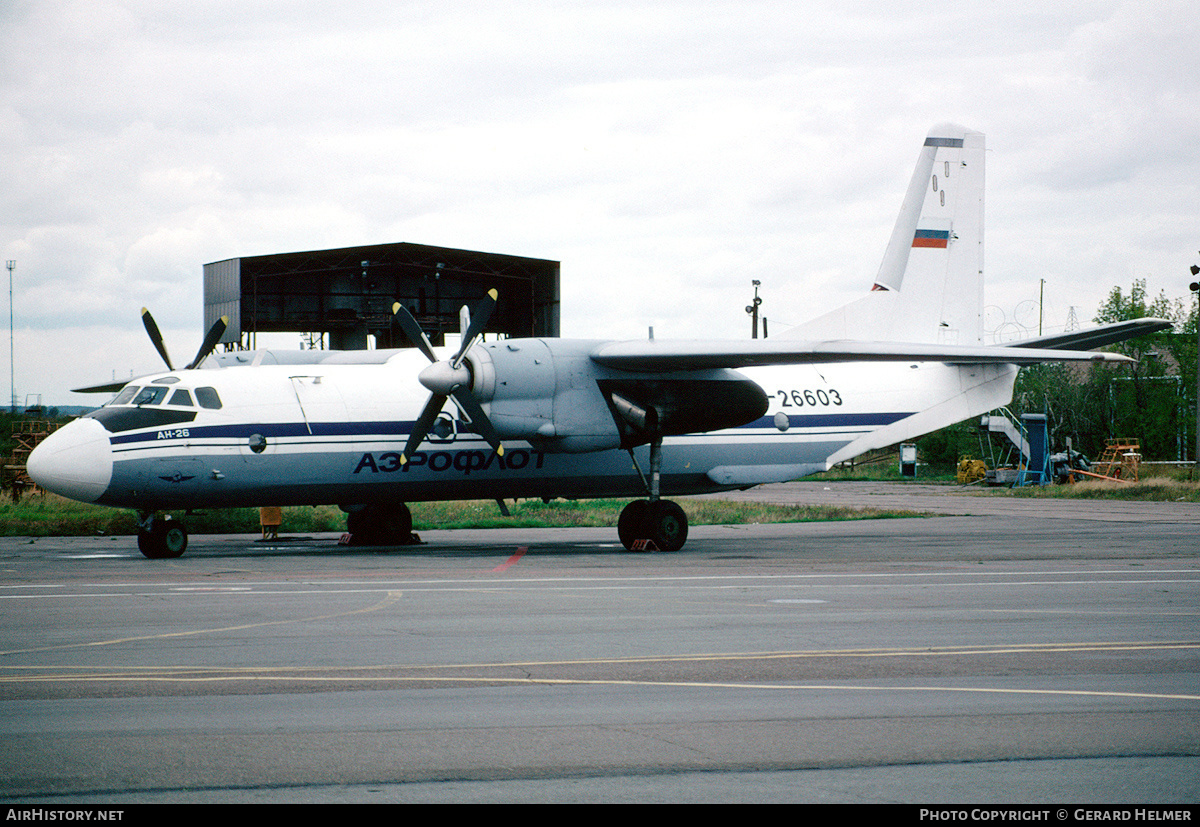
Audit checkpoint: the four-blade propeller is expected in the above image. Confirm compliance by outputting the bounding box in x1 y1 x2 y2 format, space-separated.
393 289 504 464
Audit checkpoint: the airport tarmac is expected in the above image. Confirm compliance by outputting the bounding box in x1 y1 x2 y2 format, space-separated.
0 481 1197 804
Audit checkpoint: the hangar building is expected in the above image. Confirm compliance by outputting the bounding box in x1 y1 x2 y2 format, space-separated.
203 242 560 351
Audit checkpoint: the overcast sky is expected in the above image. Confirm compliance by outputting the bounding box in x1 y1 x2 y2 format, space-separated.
2 0 1198 404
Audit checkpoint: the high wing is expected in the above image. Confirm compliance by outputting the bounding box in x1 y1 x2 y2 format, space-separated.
588 330 1158 373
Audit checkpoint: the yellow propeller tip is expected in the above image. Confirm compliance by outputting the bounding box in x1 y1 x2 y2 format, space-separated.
487 289 498 300
497 445 504 456
399 454 408 466
392 302 401 313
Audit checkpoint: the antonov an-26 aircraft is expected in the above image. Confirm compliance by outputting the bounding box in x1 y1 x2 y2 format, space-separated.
28 124 1169 558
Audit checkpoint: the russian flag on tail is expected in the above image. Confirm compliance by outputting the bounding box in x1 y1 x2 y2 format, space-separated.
912 228 950 248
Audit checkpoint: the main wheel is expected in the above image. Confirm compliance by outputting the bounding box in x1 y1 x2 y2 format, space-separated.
347 503 413 545
617 499 650 550
377 503 413 544
645 500 687 552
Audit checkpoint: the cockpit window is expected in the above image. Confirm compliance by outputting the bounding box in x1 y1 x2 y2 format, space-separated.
110 386 139 406
168 389 194 407
131 387 168 406
194 387 222 409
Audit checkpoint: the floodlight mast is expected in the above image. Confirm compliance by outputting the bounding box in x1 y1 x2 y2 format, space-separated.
746 280 763 339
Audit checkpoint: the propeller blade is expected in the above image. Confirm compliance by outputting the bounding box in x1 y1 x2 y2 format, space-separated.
186 316 228 370
451 289 497 369
392 302 438 364
400 393 448 465
451 388 504 457
141 308 174 371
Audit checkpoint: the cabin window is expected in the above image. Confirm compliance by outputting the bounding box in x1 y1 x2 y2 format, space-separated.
194 387 223 409
168 389 194 407
131 387 167 406
110 386 139 406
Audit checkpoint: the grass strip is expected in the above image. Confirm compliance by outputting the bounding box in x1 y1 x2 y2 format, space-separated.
1005 476 1200 502
0 495 922 537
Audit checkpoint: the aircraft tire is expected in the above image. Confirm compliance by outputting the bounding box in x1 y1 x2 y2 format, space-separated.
617 499 650 551
378 503 413 544
347 503 413 545
138 516 188 559
136 530 157 558
646 500 687 552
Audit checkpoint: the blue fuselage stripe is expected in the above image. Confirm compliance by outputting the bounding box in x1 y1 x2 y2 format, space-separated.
107 411 913 448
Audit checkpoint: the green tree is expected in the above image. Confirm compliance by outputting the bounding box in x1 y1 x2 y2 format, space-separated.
1087 279 1195 460
975 279 1196 466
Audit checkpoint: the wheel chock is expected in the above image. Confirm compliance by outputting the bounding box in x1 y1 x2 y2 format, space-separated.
339 532 354 545
630 539 659 552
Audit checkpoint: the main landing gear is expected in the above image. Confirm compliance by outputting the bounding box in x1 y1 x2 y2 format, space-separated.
616 435 689 552
136 512 188 559
618 498 688 551
344 503 414 546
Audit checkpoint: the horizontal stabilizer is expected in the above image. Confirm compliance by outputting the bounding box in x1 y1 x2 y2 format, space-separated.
1009 318 1173 351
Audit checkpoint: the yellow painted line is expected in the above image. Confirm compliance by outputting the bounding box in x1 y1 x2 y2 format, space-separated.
0 590 405 657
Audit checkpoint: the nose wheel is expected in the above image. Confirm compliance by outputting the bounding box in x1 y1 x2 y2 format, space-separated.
136 513 188 559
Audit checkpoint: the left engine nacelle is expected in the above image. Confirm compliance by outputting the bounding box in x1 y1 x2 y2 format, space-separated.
465 338 768 453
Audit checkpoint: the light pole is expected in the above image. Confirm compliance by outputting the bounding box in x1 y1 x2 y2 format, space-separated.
746 280 763 339
5 260 13 413
1189 260 1199 476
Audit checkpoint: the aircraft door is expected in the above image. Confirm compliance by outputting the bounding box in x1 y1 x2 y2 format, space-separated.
289 375 349 435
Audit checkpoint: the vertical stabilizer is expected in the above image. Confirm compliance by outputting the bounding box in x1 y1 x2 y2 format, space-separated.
784 124 985 345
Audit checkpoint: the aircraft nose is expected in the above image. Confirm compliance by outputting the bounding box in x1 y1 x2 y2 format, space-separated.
27 418 114 503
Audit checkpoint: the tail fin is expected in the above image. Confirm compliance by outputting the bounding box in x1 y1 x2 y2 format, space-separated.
784 124 985 345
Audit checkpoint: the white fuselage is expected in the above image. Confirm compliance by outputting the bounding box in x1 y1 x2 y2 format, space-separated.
28 341 1019 511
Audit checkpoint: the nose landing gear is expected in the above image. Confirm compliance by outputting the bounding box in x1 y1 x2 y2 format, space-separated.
344 502 415 546
136 513 188 559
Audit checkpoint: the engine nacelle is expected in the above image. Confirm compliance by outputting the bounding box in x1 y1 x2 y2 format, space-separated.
465 339 768 453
